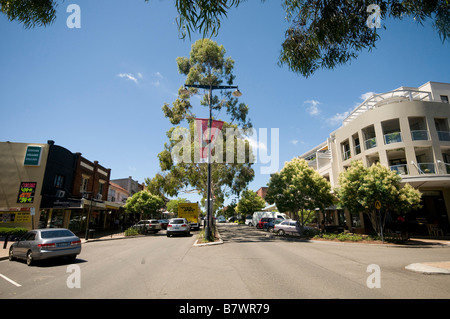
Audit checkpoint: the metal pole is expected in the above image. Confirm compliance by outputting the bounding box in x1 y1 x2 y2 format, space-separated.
205 85 213 241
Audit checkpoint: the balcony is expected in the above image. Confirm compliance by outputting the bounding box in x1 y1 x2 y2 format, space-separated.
365 137 377 150
354 144 361 155
418 163 436 174
390 164 409 175
411 130 429 141
384 132 402 145
342 149 351 161
437 131 450 142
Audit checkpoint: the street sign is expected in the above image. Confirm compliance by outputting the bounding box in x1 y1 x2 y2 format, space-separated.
375 200 382 210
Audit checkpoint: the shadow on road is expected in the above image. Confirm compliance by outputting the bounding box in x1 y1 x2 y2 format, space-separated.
217 223 279 243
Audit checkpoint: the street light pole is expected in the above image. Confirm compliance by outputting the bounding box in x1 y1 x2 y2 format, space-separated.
183 83 242 240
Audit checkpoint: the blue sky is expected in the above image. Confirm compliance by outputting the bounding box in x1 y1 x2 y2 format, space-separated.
1 0 449 206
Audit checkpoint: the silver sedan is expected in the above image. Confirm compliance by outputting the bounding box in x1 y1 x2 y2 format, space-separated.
9 228 82 266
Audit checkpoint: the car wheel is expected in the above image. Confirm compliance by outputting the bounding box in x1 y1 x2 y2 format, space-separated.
26 250 34 266
8 247 15 261
268 227 274 233
278 229 285 236
167 233 170 237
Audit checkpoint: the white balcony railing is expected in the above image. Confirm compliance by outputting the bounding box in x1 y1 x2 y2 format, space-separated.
343 89 432 126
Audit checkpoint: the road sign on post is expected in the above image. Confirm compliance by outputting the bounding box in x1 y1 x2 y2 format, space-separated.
375 200 384 243
375 200 382 210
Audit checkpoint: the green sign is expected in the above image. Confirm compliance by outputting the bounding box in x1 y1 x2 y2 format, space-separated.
24 146 42 166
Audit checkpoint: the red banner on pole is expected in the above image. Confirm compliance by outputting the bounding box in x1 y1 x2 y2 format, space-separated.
195 118 224 163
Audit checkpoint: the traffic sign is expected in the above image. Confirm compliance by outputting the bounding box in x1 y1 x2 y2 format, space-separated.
375 200 382 210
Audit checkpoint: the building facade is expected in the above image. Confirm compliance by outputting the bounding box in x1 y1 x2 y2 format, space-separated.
0 141 50 229
0 140 117 235
300 81 450 236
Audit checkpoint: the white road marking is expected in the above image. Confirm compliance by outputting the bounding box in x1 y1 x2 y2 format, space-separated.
0 273 22 287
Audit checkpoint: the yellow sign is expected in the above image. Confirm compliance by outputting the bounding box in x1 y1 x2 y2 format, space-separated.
0 211 32 223
178 203 199 223
375 200 382 210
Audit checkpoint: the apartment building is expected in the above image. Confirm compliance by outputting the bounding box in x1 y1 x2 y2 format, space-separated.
301 81 450 236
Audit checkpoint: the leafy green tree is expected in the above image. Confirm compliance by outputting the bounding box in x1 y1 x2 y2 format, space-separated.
146 38 254 215
124 190 165 220
335 161 422 234
265 157 334 226
166 197 188 216
279 0 450 77
235 189 266 219
221 200 237 219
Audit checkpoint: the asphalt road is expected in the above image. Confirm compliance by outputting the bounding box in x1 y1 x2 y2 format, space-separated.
1 224 450 299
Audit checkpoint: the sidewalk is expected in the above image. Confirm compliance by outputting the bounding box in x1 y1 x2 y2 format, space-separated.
1 235 450 274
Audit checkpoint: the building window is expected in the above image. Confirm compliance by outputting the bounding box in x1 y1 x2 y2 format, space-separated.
98 182 105 199
441 95 449 103
81 176 89 192
54 174 64 188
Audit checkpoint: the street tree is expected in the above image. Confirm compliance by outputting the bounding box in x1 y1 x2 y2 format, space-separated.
124 190 165 220
265 157 334 226
235 189 266 220
166 197 188 216
146 38 254 216
335 161 422 235
4 1 448 77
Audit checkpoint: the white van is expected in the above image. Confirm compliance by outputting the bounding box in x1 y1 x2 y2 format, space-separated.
250 211 287 227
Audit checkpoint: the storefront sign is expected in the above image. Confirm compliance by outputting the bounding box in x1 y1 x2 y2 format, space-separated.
17 182 37 203
24 146 42 166
0 211 32 223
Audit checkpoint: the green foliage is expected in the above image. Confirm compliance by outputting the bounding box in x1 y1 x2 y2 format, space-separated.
124 190 165 218
335 161 422 234
166 198 188 216
236 189 266 217
314 232 373 242
266 157 334 225
0 0 57 28
0 227 28 237
124 227 140 236
147 39 255 211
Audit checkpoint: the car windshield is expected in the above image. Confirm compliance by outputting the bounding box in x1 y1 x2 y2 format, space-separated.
40 229 74 238
171 219 185 224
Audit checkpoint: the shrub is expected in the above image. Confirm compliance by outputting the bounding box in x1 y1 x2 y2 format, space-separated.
0 227 28 237
124 227 140 236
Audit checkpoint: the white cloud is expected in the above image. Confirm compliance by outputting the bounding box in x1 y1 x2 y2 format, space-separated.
151 80 160 87
117 73 139 84
154 71 163 78
247 136 267 152
327 110 351 126
304 100 321 116
360 91 377 101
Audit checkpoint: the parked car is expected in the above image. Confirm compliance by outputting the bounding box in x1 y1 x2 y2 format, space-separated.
274 219 314 236
9 228 81 266
167 218 191 237
217 216 226 223
264 218 283 232
245 215 253 226
132 220 162 233
257 217 274 229
158 219 169 230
